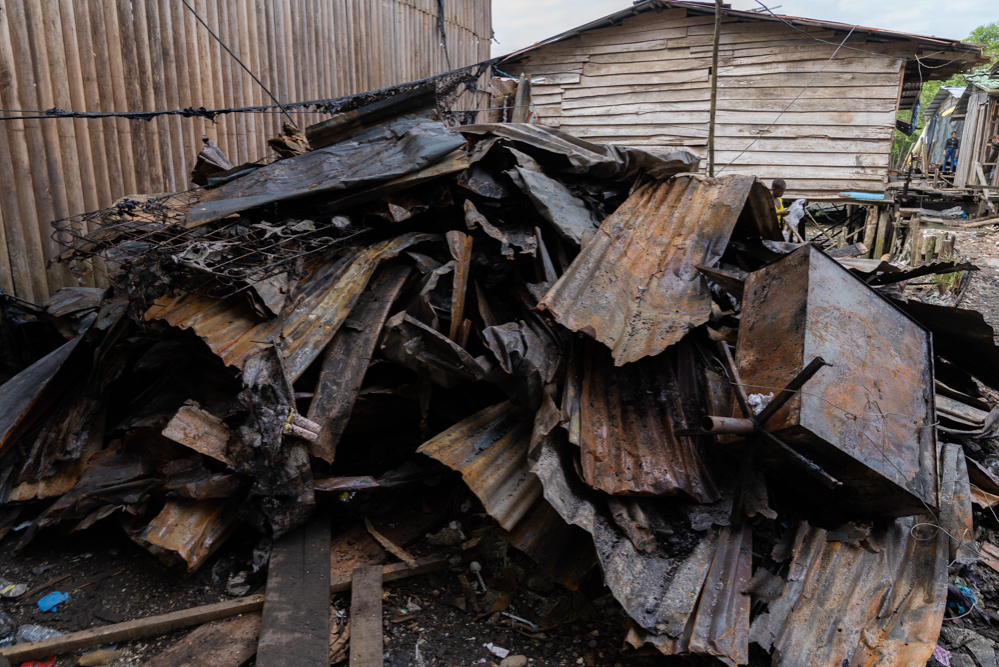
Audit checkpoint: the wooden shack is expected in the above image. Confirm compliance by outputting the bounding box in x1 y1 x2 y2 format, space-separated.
0 0 491 302
496 0 986 200
955 62 999 189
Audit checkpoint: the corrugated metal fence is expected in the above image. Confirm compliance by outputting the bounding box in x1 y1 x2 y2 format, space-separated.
0 0 491 302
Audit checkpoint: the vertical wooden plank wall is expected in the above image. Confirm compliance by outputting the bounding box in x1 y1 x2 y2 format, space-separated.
0 0 492 301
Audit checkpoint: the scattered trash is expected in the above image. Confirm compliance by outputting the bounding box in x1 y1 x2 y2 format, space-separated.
500 656 528 667
36 591 70 612
485 642 510 659
15 624 64 644
0 612 15 647
426 521 466 547
746 392 774 416
0 579 26 598
226 571 252 597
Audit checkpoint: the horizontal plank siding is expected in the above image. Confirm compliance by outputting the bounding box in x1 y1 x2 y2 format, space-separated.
506 5 910 199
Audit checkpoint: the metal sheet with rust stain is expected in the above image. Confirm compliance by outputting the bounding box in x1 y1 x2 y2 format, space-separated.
144 233 437 381
579 338 719 502
540 174 780 366
501 495 598 592
134 496 242 572
417 401 540 532
532 436 718 636
736 245 937 516
624 523 752 666
306 264 413 463
748 516 947 667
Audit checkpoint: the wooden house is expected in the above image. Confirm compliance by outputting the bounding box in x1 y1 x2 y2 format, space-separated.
955 62 999 189
496 0 987 200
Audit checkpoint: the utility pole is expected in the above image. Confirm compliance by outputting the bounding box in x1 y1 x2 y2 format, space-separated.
708 0 722 176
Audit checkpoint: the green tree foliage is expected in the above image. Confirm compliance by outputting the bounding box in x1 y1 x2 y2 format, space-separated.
890 22 999 169
967 22 999 64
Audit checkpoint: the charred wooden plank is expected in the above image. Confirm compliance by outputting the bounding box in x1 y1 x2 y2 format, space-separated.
349 566 384 667
256 513 331 667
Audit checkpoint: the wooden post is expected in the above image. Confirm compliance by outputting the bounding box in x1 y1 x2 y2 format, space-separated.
909 217 922 266
872 211 889 259
939 233 955 259
923 235 936 263
861 206 879 254
707 0 722 177
512 73 531 124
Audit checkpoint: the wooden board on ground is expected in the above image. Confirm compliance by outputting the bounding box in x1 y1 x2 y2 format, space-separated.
146 612 261 667
0 596 265 662
330 502 445 582
349 566 383 667
256 514 331 667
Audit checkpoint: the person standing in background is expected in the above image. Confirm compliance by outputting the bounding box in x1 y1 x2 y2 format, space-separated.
943 132 960 173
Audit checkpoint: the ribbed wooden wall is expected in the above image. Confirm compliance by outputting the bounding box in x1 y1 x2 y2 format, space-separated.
0 0 492 302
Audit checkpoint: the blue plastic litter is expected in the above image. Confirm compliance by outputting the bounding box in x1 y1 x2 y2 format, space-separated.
37 591 69 612
838 192 886 201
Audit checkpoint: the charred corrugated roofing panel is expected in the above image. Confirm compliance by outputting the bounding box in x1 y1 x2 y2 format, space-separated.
579 337 718 503
144 233 437 381
540 174 780 366
532 436 718 636
750 517 947 666
417 401 541 532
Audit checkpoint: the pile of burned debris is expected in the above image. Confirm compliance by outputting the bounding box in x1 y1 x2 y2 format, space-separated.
4 93 999 666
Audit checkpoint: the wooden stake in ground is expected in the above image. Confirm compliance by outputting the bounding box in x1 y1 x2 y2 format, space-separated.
349 566 384 667
256 514 331 667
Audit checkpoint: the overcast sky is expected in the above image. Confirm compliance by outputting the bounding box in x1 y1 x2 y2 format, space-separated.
491 1 992 56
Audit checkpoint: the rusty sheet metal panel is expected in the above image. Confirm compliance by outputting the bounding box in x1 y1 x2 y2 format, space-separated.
186 115 466 227
735 244 937 516
540 174 780 366
532 436 719 636
0 335 84 457
624 523 751 666
145 233 437 381
502 496 598 592
579 338 718 503
133 497 241 572
749 516 947 667
417 401 541 531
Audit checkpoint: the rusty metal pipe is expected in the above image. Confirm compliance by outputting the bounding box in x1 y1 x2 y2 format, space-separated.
700 416 756 436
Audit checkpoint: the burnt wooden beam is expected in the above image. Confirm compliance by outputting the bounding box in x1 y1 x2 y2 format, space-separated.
256 513 331 667
349 566 384 667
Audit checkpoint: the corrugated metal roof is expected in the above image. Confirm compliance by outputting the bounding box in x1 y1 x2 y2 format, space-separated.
924 86 967 117
532 436 719 637
144 233 437 382
539 173 780 366
749 516 947 666
499 0 986 64
624 523 751 666
417 401 541 531
578 338 719 502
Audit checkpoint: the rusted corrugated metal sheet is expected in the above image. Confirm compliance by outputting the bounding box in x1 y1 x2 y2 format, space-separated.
417 401 541 531
502 496 598 592
145 233 437 381
532 436 719 636
749 516 947 667
624 523 751 666
540 174 780 366
580 337 718 502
